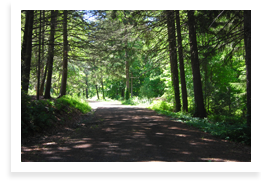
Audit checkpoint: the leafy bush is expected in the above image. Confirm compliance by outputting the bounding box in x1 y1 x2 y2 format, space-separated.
21 92 92 137
21 91 57 136
148 100 173 112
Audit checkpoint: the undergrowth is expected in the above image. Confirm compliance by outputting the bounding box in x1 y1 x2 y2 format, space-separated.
121 96 153 106
21 91 92 137
148 100 251 145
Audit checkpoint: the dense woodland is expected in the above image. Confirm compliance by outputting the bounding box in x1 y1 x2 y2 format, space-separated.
21 10 251 143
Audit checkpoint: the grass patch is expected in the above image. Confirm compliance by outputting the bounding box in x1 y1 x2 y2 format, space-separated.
56 95 92 114
21 91 92 137
148 100 251 145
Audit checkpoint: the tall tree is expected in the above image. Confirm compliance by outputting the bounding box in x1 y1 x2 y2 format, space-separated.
37 10 42 100
187 10 206 118
244 10 251 127
44 10 58 99
166 10 181 112
39 11 46 96
59 10 69 97
21 10 34 94
176 10 188 112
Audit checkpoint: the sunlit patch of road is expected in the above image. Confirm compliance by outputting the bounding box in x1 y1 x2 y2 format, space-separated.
86 99 146 109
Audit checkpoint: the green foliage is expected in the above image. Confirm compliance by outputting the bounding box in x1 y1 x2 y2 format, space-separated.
125 89 130 100
22 10 250 145
184 118 250 145
148 100 250 145
148 100 173 112
21 90 92 137
56 95 92 114
21 90 57 136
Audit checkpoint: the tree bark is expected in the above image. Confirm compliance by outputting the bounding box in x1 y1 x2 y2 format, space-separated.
95 85 100 100
86 75 89 99
37 11 42 100
44 10 58 99
21 10 34 94
59 10 68 97
187 10 206 118
166 10 181 112
176 10 188 112
244 10 251 127
39 10 46 96
101 75 105 100
39 62 48 96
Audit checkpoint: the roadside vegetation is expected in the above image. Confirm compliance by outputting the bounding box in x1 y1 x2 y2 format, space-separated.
147 100 251 145
21 91 92 137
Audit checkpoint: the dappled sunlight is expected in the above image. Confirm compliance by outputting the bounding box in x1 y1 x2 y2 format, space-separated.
42 142 57 146
22 106 251 162
73 143 92 148
200 158 239 162
57 146 71 151
175 134 188 137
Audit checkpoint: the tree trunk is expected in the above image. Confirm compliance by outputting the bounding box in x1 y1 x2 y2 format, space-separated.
187 10 206 118
86 76 89 99
244 10 251 127
37 11 42 100
166 10 181 112
95 85 100 100
131 73 133 98
101 75 105 100
126 60 130 93
21 10 34 94
59 10 68 97
39 10 46 96
44 10 58 99
176 10 188 112
39 62 48 96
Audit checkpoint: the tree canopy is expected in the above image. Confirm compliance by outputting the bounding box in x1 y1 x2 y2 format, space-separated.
21 10 251 126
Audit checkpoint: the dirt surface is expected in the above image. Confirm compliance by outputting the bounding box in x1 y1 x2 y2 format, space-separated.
21 100 251 162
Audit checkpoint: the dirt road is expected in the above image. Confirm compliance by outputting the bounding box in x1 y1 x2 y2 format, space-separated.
21 100 251 162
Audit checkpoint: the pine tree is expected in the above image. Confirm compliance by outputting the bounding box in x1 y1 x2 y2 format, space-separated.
187 10 206 118
176 10 188 112
59 10 69 97
21 10 34 94
244 10 251 127
166 10 181 112
44 10 58 99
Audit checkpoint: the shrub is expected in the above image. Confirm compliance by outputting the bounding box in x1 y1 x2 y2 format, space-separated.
148 100 173 112
21 90 57 136
21 92 92 137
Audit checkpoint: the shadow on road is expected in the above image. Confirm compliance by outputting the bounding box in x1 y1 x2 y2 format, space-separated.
21 106 251 162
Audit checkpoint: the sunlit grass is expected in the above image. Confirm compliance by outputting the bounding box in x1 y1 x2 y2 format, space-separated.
56 95 92 114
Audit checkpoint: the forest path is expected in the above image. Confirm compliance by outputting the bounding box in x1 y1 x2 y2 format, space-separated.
21 101 251 162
